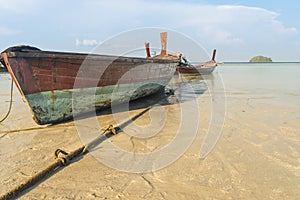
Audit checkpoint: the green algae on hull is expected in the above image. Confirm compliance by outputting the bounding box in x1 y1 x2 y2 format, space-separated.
26 80 167 125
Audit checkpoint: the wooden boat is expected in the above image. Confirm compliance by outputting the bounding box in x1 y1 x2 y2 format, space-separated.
177 49 218 75
0 35 178 125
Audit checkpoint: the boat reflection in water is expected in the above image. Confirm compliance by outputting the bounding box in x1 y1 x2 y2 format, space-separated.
165 73 212 105
114 73 212 113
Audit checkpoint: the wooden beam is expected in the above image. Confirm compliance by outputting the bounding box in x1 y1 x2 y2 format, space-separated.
160 32 167 56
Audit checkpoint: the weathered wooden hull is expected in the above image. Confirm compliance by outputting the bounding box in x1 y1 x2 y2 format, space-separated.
1 46 178 124
177 65 216 75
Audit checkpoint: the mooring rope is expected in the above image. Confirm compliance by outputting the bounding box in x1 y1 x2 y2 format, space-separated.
0 79 13 123
0 93 169 200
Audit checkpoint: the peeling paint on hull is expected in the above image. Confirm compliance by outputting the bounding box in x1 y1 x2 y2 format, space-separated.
26 80 167 125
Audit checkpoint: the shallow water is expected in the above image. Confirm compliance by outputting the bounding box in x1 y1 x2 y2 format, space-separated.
217 62 300 106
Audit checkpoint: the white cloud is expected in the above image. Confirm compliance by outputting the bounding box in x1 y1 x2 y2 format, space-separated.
0 0 43 13
166 4 297 44
1 0 298 61
75 39 98 46
66 1 298 60
81 1 296 47
83 39 98 46
75 39 81 46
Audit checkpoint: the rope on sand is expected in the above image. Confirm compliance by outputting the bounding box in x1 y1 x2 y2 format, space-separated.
0 123 76 135
0 94 168 200
0 79 13 123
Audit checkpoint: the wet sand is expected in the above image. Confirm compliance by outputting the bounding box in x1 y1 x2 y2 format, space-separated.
1 68 300 199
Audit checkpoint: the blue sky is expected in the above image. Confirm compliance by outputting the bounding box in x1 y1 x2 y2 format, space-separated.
0 0 299 61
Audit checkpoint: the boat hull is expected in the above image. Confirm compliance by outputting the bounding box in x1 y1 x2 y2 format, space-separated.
26 80 167 124
1 46 178 124
177 65 216 75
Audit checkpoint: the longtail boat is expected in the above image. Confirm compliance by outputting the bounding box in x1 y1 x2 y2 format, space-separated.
177 49 218 75
0 33 178 125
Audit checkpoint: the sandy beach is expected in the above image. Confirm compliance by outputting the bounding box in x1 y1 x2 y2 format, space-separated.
1 64 300 199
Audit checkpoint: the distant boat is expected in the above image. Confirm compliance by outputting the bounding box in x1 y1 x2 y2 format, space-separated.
177 49 218 75
0 35 178 125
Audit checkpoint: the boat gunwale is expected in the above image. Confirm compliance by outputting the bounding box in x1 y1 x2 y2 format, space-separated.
177 65 216 74
3 49 179 64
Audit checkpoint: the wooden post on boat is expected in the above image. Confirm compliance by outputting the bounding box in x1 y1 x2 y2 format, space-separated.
160 32 167 56
145 42 151 58
212 49 217 61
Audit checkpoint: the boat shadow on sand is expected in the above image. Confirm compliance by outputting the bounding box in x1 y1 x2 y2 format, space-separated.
56 73 211 126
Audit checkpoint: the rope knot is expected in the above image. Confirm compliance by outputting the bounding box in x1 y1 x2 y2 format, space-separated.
101 124 117 135
54 149 69 166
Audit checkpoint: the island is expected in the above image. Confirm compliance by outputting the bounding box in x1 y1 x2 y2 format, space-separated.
249 56 272 62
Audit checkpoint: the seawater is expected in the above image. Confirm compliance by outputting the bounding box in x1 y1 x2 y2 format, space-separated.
216 62 300 107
